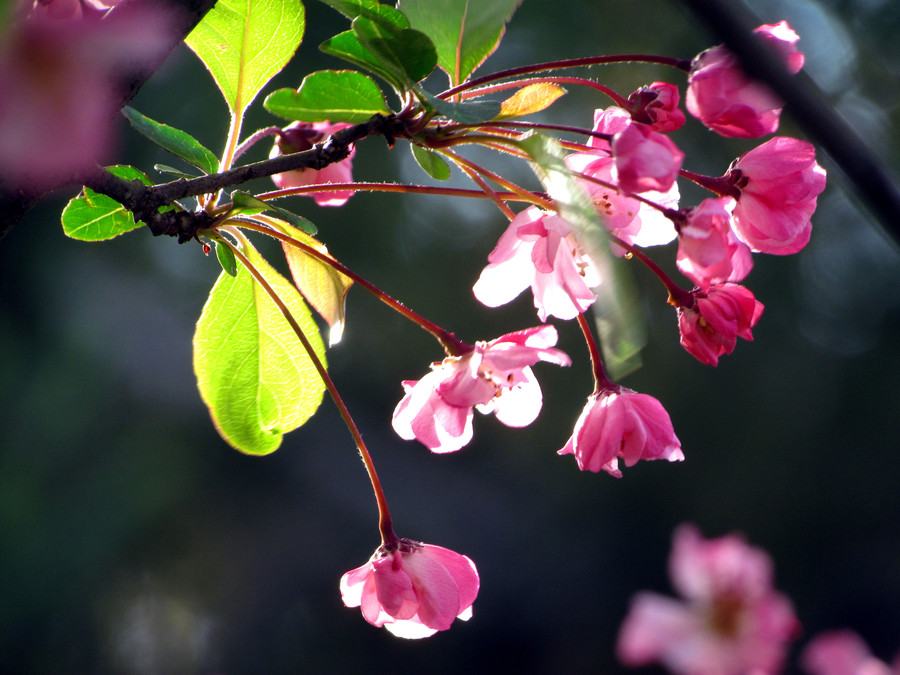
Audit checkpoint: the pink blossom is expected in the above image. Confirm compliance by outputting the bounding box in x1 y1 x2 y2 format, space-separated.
686 21 804 138
270 121 356 206
802 631 897 675
728 136 827 255
588 106 633 152
558 387 683 477
617 524 799 675
676 198 753 290
677 283 763 366
628 81 686 132
0 3 173 190
340 538 479 639
612 121 684 195
392 325 571 453
472 206 602 321
566 150 680 252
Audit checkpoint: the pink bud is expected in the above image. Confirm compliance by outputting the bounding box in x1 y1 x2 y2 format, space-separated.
612 121 684 195
628 81 686 132
729 136 826 255
677 283 764 366
558 387 683 477
676 197 753 290
686 21 804 138
270 121 356 207
340 539 480 639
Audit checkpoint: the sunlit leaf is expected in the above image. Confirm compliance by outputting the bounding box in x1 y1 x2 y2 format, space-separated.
420 89 501 123
215 239 238 276
264 70 390 123
410 144 451 180
352 16 437 83
496 82 566 119
185 0 306 116
319 30 402 88
318 0 407 26
275 223 354 346
193 238 327 455
121 106 219 175
519 133 645 378
230 192 318 234
398 0 521 86
61 166 151 241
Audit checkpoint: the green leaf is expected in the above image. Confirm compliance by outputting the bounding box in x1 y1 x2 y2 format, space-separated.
398 0 521 86
264 70 389 123
518 133 646 378
122 106 219 175
185 0 306 116
154 164 199 179
61 166 152 241
352 16 437 83
319 30 402 88
276 224 354 346
318 0 407 26
215 240 238 276
410 144 451 180
419 89 501 123
193 238 327 454
230 192 318 234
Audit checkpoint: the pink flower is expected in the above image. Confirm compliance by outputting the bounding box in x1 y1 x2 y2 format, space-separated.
802 631 897 675
728 136 827 255
392 325 571 453
472 206 602 321
588 106 633 152
270 121 356 206
558 387 683 477
0 3 173 190
677 283 764 366
686 21 804 138
628 81 686 132
676 198 753 290
612 121 684 195
617 524 799 675
340 538 479 639
565 151 680 252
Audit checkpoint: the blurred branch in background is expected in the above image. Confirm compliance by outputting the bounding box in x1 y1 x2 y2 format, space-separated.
677 0 900 249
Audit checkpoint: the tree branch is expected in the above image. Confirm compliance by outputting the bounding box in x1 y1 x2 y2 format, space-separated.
677 0 900 249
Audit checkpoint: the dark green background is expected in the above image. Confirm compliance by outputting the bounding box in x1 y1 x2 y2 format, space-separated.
2 0 900 672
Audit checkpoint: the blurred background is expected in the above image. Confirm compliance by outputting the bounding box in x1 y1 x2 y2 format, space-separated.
2 0 900 672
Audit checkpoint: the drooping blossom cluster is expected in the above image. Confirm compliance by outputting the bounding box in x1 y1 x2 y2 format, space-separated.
0 0 173 190
340 539 479 639
392 325 571 453
269 120 357 206
617 525 799 675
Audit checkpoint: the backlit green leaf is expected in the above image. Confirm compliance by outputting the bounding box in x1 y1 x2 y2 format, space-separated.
193 238 327 454
122 106 219 175
319 30 402 87
399 0 521 86
230 192 318 234
352 16 437 83
519 133 645 378
264 70 389 123
410 144 451 180
420 89 501 123
61 166 152 241
185 0 306 116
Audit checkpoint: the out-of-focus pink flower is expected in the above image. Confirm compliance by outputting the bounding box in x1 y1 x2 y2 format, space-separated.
728 136 826 255
558 387 683 477
686 21 804 138
802 631 896 675
628 81 686 132
565 151 680 252
677 283 763 366
392 325 571 453
617 524 799 675
472 206 602 321
340 538 479 639
270 121 356 207
612 121 684 195
676 197 753 290
0 3 173 190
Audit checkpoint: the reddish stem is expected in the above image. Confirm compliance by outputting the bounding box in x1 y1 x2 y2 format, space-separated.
460 75 629 108
679 169 740 199
610 235 694 307
577 312 616 393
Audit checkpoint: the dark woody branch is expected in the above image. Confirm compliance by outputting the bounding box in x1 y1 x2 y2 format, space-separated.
82 113 404 242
